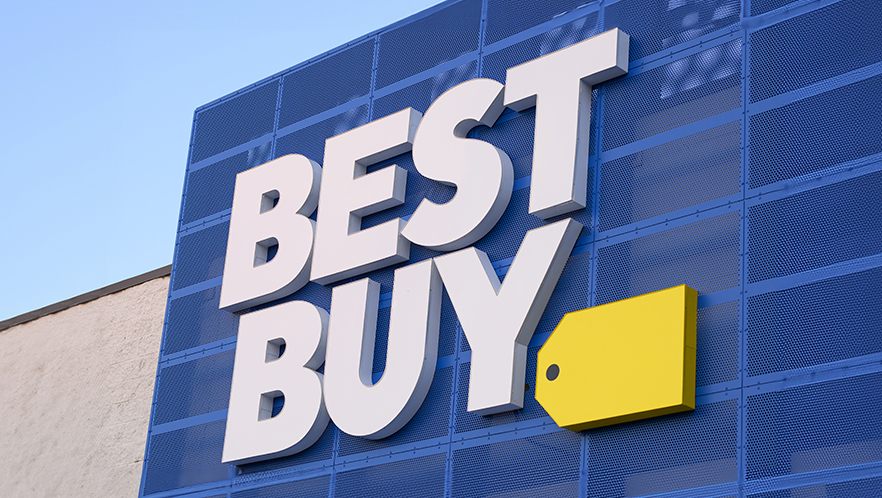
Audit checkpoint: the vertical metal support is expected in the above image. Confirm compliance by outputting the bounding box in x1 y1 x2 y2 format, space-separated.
328 427 341 498
587 0 610 311
227 462 236 497
476 0 489 78
577 431 591 498
367 34 381 121
581 3 606 495
738 5 752 495
587 90 609 311
444 320 465 498
271 77 284 160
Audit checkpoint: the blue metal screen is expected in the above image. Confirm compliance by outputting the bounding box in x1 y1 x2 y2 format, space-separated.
142 1 882 496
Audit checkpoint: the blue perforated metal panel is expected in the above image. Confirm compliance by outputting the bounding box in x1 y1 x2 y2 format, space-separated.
747 266 882 378
375 0 481 90
163 287 238 355
482 14 600 82
373 62 477 120
485 0 595 46
182 144 272 225
598 121 741 232
748 74 882 189
602 39 741 152
697 301 740 387
338 367 453 457
587 399 738 497
144 1 882 497
604 0 740 62
746 373 882 480
748 170 882 283
275 105 370 164
171 221 229 291
279 41 374 128
451 431 581 497
596 211 741 305
153 351 234 424
191 80 278 164
750 0 794 16
749 476 882 498
153 350 235 425
143 419 228 494
232 475 330 498
336 453 447 498
749 0 882 103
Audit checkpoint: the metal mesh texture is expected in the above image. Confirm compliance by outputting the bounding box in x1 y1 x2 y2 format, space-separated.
191 80 278 164
171 221 229 291
373 62 477 120
336 453 447 498
586 399 738 497
750 0 794 16
746 372 882 480
153 350 235 425
337 367 453 456
275 105 370 164
232 475 330 498
696 300 739 387
182 143 273 225
598 120 741 232
143 419 228 494
146 0 882 496
604 0 740 62
748 73 882 189
375 0 481 90
602 39 742 152
451 431 582 497
748 169 882 283
279 40 374 129
484 0 594 46
748 476 882 498
749 0 882 103
747 266 882 378
163 287 238 355
596 211 741 305
482 13 600 82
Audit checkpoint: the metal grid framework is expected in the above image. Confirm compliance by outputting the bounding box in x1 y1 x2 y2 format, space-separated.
141 0 882 496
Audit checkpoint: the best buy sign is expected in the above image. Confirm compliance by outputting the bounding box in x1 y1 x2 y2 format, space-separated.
218 29 695 466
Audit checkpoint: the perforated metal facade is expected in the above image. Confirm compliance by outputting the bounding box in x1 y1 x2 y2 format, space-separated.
141 0 882 496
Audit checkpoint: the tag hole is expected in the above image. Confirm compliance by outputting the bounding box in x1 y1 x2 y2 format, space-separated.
546 364 560 381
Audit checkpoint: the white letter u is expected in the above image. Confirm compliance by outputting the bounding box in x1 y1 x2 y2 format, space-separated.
323 259 443 439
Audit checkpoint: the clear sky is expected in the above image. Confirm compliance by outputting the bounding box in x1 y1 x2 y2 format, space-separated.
0 0 442 321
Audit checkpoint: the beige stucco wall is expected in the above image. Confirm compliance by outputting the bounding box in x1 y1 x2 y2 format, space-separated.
0 275 168 497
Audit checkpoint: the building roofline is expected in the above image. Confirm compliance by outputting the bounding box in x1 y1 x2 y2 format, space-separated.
0 265 172 332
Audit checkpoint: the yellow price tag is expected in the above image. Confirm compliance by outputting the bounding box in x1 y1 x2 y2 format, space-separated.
536 284 698 431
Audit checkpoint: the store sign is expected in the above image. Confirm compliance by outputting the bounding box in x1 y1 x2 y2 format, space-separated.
220 29 630 465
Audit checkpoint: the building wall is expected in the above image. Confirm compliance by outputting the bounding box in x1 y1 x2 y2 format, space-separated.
143 0 882 496
0 275 168 497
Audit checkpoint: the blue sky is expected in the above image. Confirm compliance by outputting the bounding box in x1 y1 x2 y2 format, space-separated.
0 0 441 321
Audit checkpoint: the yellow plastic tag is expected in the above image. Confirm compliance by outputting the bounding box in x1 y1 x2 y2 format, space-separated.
536 284 697 431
